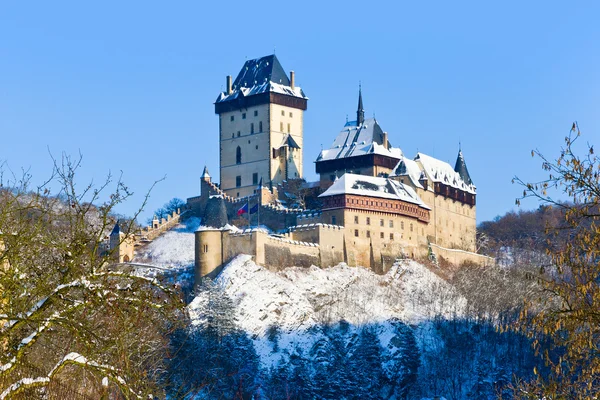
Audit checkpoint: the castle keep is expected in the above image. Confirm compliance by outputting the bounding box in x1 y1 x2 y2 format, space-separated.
191 55 492 281
215 55 307 198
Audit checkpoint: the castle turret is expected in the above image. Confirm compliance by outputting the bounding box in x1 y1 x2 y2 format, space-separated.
109 221 134 263
201 166 211 183
454 148 473 186
195 229 224 286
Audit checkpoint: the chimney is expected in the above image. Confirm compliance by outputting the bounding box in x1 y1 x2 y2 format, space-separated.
383 132 389 149
290 70 295 90
226 75 232 95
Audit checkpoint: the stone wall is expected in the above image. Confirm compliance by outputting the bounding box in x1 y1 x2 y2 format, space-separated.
138 209 183 242
430 243 494 266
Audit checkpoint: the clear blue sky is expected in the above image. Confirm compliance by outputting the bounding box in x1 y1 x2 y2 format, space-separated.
1 1 599 224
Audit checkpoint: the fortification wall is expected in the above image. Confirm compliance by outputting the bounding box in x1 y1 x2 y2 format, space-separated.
264 236 320 270
430 243 494 266
138 209 183 242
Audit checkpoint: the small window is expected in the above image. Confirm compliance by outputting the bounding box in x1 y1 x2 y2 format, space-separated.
289 112 293 118
236 146 242 164
236 176 241 187
203 244 208 253
252 173 258 185
280 122 283 131
281 110 285 116
380 219 384 227
366 231 371 238
410 223 413 232
390 233 394 240
255 145 258 149
251 123 254 134
401 221 404 230
389 220 393 228
236 192 240 197
230 115 234 122
231 133 234 138
366 217 370 225
354 229 359 237
331 216 337 225
354 216 359 224
259 121 263 132
254 110 258 117
380 232 384 239
237 131 241 137
242 113 246 119
287 123 291 133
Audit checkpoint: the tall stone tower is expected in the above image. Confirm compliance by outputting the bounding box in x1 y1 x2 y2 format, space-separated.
214 55 308 198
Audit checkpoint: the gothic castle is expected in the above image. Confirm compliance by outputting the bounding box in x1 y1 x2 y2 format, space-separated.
189 54 492 281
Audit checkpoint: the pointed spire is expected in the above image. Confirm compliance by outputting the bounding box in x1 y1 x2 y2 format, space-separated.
454 148 473 185
357 83 365 126
201 166 210 179
110 220 121 236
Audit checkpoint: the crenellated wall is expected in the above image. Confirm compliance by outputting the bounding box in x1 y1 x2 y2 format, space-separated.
194 222 433 287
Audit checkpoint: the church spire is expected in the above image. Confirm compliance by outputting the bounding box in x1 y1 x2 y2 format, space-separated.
357 84 365 126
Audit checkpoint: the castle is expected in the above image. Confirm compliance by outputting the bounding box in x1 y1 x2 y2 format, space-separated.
190 55 493 281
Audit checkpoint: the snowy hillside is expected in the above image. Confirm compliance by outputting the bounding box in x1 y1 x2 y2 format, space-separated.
140 221 538 398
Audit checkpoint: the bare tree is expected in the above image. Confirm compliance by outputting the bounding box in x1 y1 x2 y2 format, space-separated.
0 154 184 399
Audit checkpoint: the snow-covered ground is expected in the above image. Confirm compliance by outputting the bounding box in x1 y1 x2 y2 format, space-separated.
188 254 465 367
133 219 465 369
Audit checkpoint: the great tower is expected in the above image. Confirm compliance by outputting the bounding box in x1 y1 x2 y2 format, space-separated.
214 55 308 198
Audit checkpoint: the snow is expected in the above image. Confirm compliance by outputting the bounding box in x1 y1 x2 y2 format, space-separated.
416 152 476 194
188 255 465 367
216 81 307 103
319 173 430 209
135 218 200 269
316 118 403 162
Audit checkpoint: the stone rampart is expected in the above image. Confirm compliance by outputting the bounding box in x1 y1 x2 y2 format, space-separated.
430 243 495 266
137 209 183 242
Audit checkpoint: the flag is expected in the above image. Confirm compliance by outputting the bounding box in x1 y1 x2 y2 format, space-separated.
249 203 259 214
237 202 249 216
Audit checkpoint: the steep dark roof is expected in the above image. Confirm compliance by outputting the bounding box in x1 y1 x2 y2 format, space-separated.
454 150 473 185
215 55 307 107
233 54 289 89
316 118 402 162
203 197 229 228
110 221 120 236
201 166 211 179
280 134 301 149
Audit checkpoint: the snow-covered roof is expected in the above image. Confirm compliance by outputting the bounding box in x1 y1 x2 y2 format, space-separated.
215 55 307 103
454 150 473 185
216 81 307 103
201 166 211 179
391 156 424 189
316 118 402 162
415 152 476 194
319 173 430 209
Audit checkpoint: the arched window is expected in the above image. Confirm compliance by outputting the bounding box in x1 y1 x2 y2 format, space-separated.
236 146 242 164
